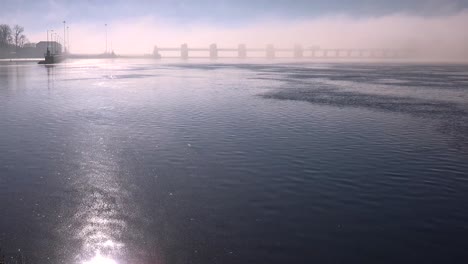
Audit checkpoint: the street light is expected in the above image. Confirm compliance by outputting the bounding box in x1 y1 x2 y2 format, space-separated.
67 26 70 53
105 23 108 54
52 31 57 54
50 30 54 54
63 21 66 53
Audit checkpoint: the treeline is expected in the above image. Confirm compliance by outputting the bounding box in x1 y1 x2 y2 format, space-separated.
0 24 29 49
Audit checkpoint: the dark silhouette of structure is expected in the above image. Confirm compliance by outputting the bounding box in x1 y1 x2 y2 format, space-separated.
209 43 218 59
266 44 275 59
294 44 304 58
37 41 65 64
152 44 412 59
181 43 189 59
153 46 161 58
238 44 247 58
36 41 62 55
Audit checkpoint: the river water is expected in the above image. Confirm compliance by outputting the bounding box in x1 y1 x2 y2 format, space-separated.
1 60 468 264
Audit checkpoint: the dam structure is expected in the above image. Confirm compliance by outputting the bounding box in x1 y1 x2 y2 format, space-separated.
152 44 412 59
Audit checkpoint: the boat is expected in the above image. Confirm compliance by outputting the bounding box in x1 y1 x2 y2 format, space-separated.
38 49 65 64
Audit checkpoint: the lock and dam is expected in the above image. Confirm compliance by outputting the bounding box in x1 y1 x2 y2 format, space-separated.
150 44 412 59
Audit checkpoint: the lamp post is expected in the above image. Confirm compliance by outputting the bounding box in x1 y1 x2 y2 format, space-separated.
53 33 56 54
46 30 51 56
105 23 108 54
67 26 70 53
50 30 54 54
63 21 66 53
58 35 62 54
55 33 58 54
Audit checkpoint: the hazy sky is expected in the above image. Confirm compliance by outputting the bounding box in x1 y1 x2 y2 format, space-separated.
2 0 468 60
2 0 468 29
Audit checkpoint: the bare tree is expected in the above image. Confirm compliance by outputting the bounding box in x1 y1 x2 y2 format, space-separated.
0 24 12 48
19 35 28 48
13 25 24 48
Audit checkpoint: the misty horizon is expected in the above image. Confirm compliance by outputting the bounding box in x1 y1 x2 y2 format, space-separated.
1 0 468 61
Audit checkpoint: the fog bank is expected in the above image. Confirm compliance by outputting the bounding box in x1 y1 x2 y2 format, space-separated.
29 11 468 61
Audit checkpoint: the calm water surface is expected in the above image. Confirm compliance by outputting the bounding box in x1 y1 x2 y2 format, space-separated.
1 59 468 264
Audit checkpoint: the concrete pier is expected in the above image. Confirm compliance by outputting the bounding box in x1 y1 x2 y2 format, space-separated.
238 44 247 58
294 45 304 58
266 44 275 59
181 44 188 60
310 49 317 58
210 44 218 59
334 49 340 57
153 46 161 58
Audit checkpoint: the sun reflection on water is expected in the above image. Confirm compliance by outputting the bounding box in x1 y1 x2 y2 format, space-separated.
83 252 117 264
68 125 130 263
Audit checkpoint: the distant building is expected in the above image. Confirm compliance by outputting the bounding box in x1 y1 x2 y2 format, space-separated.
23 43 36 48
36 41 62 54
0 41 63 58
